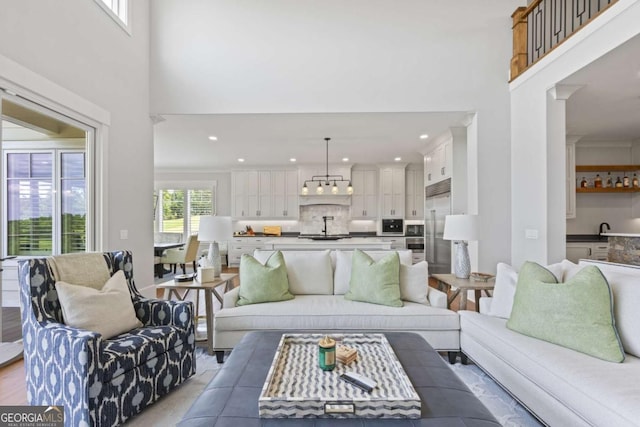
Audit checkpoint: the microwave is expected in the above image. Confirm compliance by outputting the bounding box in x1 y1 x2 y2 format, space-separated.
381 218 404 235
406 224 424 237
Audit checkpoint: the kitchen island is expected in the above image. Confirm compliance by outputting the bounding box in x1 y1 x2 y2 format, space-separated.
264 237 392 250
601 233 640 266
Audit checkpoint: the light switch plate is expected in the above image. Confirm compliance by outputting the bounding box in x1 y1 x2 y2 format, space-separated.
120 229 128 239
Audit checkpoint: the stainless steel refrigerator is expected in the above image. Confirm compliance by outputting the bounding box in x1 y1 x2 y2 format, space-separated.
425 178 451 274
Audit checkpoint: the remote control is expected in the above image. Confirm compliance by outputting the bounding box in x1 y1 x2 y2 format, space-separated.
340 372 377 393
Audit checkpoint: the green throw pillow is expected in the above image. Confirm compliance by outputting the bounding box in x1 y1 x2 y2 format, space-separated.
237 251 294 306
507 262 624 363
344 249 402 307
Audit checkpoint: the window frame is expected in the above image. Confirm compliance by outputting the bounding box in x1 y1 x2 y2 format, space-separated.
94 0 132 35
3 145 86 256
154 181 217 237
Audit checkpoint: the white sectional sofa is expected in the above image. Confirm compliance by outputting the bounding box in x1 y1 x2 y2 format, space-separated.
460 259 640 427
213 249 459 363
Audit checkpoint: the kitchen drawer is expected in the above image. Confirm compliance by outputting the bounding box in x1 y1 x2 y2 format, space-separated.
411 253 425 264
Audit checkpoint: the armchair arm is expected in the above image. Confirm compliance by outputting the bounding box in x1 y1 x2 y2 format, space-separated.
134 298 194 330
23 319 101 413
427 286 448 308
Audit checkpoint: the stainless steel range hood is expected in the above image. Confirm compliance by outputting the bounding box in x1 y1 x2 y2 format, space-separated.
298 195 351 206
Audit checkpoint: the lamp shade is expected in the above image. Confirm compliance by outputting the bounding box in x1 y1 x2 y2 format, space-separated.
198 216 232 242
443 214 478 241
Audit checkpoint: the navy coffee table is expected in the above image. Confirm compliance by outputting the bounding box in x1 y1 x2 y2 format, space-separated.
178 331 499 426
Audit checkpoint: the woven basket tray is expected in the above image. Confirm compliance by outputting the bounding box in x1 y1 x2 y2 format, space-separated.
258 333 421 419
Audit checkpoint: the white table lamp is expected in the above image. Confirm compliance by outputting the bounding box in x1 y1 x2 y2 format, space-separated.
443 214 478 279
198 216 232 277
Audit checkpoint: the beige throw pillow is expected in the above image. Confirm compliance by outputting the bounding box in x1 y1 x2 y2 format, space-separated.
56 270 143 339
399 261 429 304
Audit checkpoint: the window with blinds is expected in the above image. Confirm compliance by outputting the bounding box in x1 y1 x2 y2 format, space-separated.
5 150 86 256
155 186 216 237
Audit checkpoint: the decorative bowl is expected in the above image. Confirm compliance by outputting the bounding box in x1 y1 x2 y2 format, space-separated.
470 272 494 282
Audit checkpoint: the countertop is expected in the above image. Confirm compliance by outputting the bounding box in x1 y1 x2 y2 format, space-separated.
232 232 398 238
265 237 389 245
566 234 607 242
262 237 393 250
566 233 640 242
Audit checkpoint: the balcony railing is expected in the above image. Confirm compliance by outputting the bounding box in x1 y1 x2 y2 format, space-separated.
510 0 618 81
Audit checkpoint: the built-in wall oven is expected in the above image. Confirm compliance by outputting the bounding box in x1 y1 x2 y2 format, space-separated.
405 224 425 263
405 238 424 252
381 218 404 235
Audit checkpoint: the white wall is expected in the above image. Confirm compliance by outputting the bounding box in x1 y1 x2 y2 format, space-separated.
0 0 154 300
510 0 640 267
149 0 521 273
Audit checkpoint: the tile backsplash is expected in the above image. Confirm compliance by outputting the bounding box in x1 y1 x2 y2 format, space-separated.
300 204 350 235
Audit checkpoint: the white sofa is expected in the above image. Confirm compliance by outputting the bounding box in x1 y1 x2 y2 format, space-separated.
213 249 459 363
460 259 640 427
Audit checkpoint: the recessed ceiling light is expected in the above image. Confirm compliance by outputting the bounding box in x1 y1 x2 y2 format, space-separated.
237 158 245 162
419 134 429 140
342 157 349 162
208 136 218 141
394 157 402 161
289 158 297 162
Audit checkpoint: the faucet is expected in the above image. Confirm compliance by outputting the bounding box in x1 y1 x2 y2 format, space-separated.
321 216 334 237
599 222 610 237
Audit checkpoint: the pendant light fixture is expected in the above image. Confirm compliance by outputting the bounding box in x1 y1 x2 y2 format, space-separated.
301 137 353 195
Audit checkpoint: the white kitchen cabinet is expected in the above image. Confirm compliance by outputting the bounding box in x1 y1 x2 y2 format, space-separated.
411 252 425 264
380 236 406 250
425 141 452 185
350 169 378 219
272 170 299 218
405 168 424 219
379 166 405 218
228 237 268 266
232 170 271 218
566 141 576 219
566 242 609 263
566 243 592 263
592 242 609 261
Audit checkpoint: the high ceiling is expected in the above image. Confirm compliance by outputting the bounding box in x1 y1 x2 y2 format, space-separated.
153 111 470 170
153 30 640 171
563 33 640 141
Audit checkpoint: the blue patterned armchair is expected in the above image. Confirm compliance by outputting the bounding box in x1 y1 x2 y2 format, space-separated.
18 250 196 426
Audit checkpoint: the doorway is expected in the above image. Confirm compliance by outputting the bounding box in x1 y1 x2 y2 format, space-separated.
0 94 96 361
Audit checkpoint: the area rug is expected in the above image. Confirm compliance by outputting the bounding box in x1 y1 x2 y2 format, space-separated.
448 361 543 427
124 347 542 426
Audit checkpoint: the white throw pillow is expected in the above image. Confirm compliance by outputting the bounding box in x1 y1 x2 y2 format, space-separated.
399 261 430 305
489 261 565 319
579 260 640 358
488 263 519 318
253 250 333 295
56 270 143 339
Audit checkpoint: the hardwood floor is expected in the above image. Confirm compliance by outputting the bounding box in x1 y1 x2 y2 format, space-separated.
2 306 21 343
0 358 26 405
